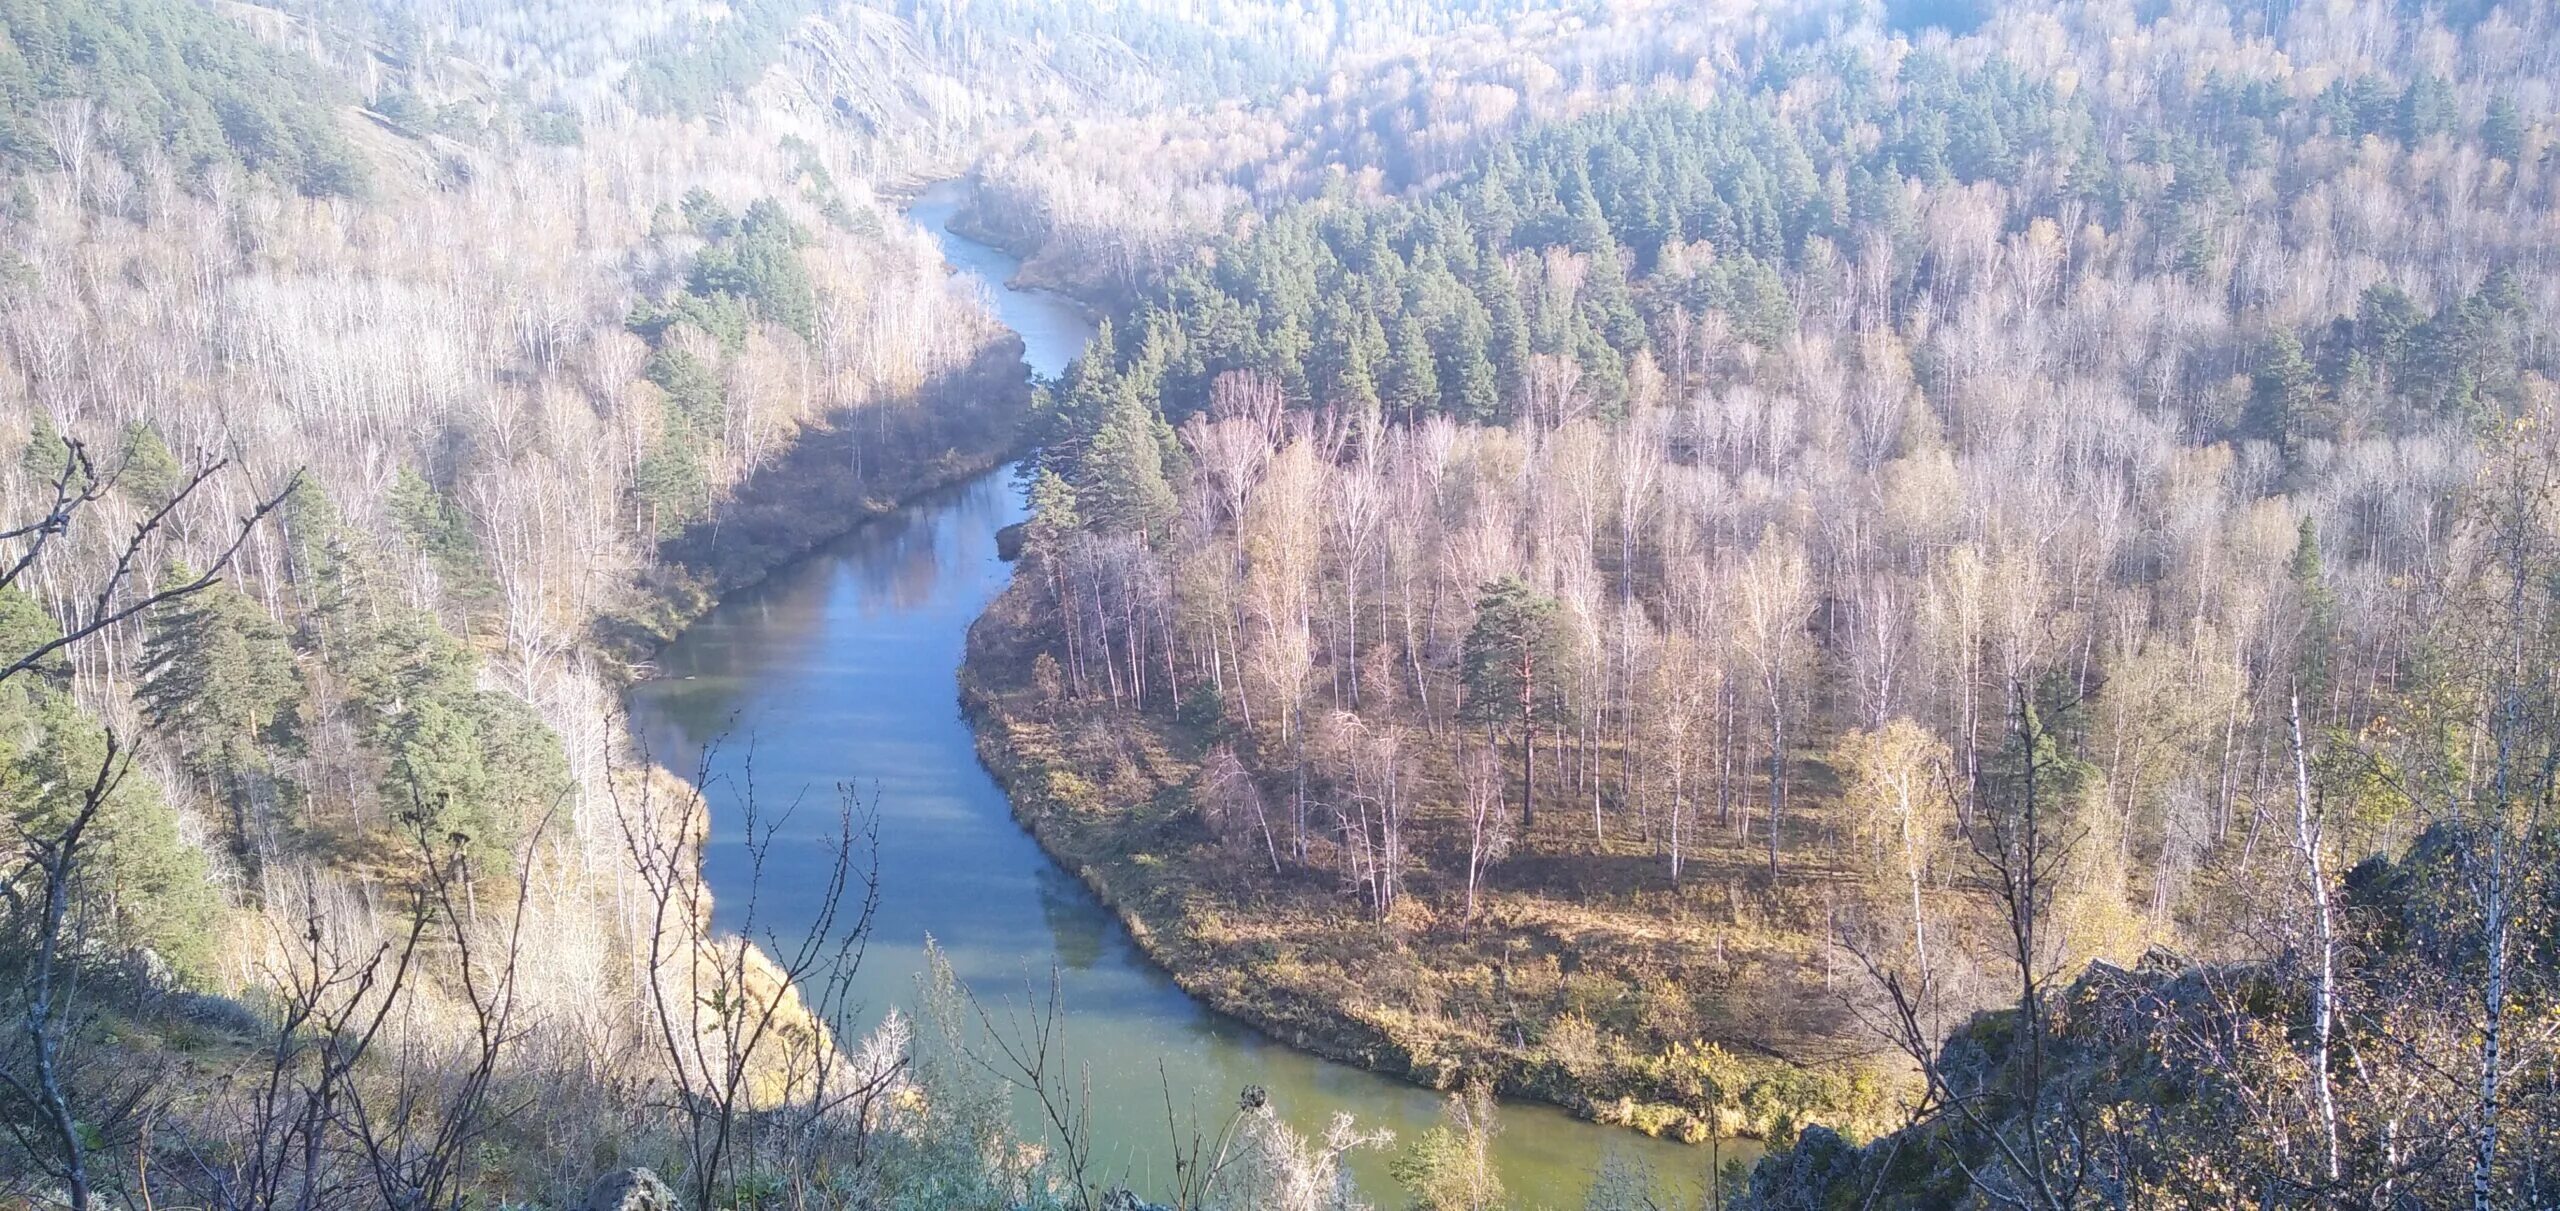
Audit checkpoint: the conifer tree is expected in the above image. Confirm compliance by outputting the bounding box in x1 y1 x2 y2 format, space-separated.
1583 239 1646 352
1079 384 1180 540
2248 330 2328 463
1481 263 1533 422
19 415 69 485
1384 312 1441 419
1444 327 1501 422
0 588 215 974
2398 73 2458 144
1026 469 1082 551
275 475 340 585
388 466 481 580
1461 576 1571 829
2484 97 2527 163
137 570 302 849
115 421 181 508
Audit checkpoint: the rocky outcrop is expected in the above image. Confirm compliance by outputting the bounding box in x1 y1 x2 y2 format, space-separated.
1729 951 2286 1209
1738 1124 1861 1210
583 1168 679 1211
1098 1190 1172 1211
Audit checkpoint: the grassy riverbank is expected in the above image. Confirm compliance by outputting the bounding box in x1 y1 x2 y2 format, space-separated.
960 579 1904 1148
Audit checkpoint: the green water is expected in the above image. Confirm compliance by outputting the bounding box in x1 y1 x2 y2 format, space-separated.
621 184 1753 1208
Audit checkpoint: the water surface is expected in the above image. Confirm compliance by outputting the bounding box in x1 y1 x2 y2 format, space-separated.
625 185 1743 1207
906 180 1097 373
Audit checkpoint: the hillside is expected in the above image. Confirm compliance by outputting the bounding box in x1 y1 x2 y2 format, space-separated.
0 2 1708 1207
0 0 365 195
0 1 1048 1205
969 0 2560 1178
1740 809 2560 1207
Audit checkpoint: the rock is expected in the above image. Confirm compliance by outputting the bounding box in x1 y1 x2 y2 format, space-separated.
1098 1189 1171 1211
583 1168 679 1211
1736 1124 1861 1211
168 991 264 1037
129 947 181 993
2136 944 2192 978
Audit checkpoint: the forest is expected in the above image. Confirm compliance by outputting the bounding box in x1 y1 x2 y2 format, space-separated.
978 0 2560 1201
0 0 2556 1208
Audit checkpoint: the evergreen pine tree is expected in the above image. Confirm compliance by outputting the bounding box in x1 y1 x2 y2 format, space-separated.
1384 313 1441 419
1444 327 1501 422
1583 240 1647 352
389 466 480 576
19 414 70 485
138 572 302 772
2247 330 2329 460
139 571 302 860
680 186 735 238
1026 469 1082 550
2357 283 2424 391
1460 576 1571 829
1478 261 1532 421
277 475 340 582
116 421 182 508
2397 73 2458 144
2484 97 2527 163
0 588 217 974
647 346 726 439
1079 384 1180 540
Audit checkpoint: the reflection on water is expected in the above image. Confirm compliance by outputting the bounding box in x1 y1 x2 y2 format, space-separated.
837 489 979 616
1036 865 1109 972
620 189 1746 1206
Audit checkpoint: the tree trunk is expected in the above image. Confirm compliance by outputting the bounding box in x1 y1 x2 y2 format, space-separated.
1765 693 1784 879
1669 775 1685 885
1903 791 1930 978
1519 649 1537 831
1292 701 1308 865
2473 831 2507 1211
2289 694 2340 1186
1521 721 1536 833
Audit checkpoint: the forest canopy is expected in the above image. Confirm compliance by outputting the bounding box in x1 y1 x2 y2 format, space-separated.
0 0 366 195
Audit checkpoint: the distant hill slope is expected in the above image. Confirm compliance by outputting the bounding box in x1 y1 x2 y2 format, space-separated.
0 0 364 195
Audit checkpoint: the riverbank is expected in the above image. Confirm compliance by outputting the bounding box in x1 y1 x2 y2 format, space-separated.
958 576 1903 1150
933 179 1140 313
595 338 1034 678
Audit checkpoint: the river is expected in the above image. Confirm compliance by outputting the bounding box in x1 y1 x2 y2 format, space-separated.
624 181 1741 1207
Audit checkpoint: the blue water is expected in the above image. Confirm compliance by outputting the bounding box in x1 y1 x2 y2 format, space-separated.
623 184 1731 1207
